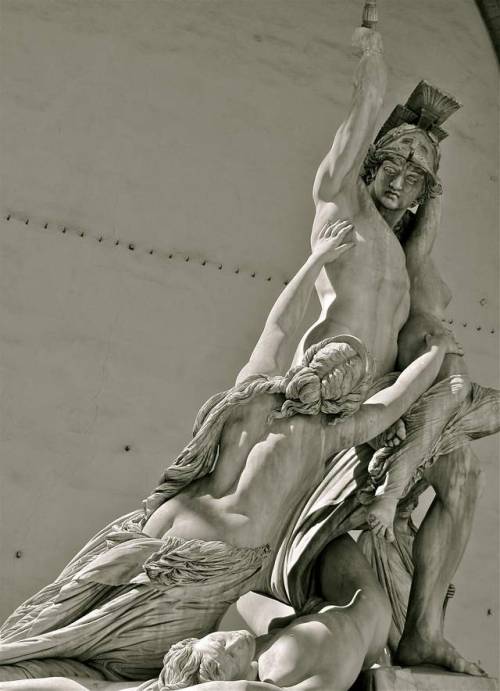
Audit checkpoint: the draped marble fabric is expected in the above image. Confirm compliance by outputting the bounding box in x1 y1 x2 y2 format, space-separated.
358 514 418 652
0 511 270 682
357 380 500 651
267 375 499 613
358 377 500 502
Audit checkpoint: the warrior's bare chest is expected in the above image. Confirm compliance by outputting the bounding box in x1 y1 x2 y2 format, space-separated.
324 213 409 291
313 196 407 279
354 209 407 269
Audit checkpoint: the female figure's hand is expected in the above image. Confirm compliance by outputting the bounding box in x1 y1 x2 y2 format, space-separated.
312 219 356 264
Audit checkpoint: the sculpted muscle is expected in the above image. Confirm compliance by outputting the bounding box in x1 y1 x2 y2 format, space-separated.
298 30 416 376
297 182 411 377
313 29 387 205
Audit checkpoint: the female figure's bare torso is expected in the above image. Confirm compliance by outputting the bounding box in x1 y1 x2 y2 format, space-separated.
143 394 326 549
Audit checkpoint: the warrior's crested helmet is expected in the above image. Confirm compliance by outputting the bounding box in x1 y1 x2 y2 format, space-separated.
362 81 461 194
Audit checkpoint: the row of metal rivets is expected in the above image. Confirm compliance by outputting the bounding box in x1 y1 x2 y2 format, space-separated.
441 318 495 333
4 214 289 286
5 213 500 329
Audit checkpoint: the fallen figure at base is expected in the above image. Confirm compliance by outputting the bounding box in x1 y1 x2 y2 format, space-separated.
0 535 393 691
5 533 497 691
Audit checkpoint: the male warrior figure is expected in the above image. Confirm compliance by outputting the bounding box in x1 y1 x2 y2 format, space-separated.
242 1 495 678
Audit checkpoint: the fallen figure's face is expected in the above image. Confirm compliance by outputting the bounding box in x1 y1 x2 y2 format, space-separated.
159 629 257 688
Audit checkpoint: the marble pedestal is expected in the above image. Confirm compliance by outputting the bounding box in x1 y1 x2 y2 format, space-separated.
353 666 499 691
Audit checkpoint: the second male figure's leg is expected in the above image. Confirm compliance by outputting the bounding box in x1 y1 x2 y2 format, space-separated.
397 445 485 675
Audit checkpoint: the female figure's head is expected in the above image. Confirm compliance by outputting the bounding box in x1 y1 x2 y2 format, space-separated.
158 630 256 689
270 335 374 423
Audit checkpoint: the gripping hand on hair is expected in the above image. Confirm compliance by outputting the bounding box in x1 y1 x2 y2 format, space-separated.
312 219 356 264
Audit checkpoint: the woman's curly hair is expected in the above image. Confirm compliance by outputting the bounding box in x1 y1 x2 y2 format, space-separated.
268 335 374 422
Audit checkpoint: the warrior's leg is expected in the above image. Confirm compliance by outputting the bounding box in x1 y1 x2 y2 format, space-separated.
397 445 486 675
365 376 472 543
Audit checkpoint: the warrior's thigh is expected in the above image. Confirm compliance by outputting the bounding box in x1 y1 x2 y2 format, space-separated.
425 446 484 506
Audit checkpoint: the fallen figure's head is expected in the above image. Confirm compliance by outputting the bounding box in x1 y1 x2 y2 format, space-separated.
157 630 258 689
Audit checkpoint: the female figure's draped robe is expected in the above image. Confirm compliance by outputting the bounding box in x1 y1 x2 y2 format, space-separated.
266 374 499 632
1 373 497 681
0 506 270 681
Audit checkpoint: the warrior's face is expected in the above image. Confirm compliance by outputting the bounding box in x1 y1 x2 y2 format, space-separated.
365 126 441 212
370 154 426 211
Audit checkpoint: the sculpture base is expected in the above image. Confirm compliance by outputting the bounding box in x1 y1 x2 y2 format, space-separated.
353 666 499 691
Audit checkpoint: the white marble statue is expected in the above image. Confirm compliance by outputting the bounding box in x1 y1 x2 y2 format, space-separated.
2 3 498 690
0 216 460 688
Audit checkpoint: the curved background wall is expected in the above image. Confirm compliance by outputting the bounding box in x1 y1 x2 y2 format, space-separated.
1 0 498 676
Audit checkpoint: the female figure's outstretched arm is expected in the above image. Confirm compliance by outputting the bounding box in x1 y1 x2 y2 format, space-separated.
235 220 355 385
325 330 464 455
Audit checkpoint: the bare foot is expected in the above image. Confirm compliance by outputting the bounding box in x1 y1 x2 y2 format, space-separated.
397 628 487 676
365 496 397 542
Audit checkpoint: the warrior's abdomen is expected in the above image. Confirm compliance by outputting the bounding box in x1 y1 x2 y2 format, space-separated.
298 209 410 379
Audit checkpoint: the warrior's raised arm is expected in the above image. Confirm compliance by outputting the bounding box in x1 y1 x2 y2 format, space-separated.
313 14 387 206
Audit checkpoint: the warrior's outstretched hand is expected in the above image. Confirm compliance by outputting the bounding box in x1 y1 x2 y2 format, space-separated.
311 219 356 264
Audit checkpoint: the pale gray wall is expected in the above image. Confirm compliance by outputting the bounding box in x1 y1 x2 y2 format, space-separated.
1 0 498 676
